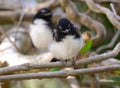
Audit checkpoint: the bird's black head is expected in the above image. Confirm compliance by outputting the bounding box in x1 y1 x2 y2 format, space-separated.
56 18 73 33
32 8 52 24
54 18 80 42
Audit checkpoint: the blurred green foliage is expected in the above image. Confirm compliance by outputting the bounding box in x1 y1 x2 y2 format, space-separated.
80 39 93 54
104 76 120 86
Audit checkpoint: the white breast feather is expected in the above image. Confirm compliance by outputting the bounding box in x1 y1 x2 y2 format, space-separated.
49 36 84 60
30 19 53 50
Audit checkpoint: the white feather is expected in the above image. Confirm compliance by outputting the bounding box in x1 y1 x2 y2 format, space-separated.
30 19 53 50
49 36 84 60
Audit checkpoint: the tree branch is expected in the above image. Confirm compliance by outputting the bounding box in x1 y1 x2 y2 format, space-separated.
0 11 33 24
85 0 120 30
1 64 120 80
89 74 100 88
110 3 120 21
25 0 59 11
96 30 120 53
67 76 81 88
79 0 120 3
0 42 120 75
0 1 22 11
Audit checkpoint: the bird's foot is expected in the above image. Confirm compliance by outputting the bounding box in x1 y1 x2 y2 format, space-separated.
71 57 76 68
60 59 67 67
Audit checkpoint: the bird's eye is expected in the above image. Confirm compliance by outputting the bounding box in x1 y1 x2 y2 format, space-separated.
41 9 46 13
62 28 70 33
44 12 52 16
68 24 71 28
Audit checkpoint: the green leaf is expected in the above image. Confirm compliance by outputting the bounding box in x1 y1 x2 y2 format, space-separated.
49 68 61 72
84 64 88 68
80 39 92 54
114 70 120 74
104 77 120 86
108 77 120 82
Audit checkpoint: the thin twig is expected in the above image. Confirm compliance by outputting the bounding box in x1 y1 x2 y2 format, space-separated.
14 9 25 49
96 30 120 52
66 68 81 88
67 76 80 88
89 74 100 88
110 3 120 21
16 10 24 27
0 26 19 51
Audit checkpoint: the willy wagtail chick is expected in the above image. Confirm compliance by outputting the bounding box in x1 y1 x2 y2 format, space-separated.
49 18 84 61
30 8 53 51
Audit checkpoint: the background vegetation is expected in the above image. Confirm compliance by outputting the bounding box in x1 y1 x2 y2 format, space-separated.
0 0 120 88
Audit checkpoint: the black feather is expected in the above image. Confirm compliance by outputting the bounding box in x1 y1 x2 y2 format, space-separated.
32 8 53 28
53 18 80 42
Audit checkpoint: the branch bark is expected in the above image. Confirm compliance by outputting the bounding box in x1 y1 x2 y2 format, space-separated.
0 42 120 75
1 64 120 80
89 74 100 88
0 11 33 24
96 30 120 52
79 0 120 3
85 0 120 30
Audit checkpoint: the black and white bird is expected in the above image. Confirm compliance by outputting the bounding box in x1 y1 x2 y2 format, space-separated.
30 8 53 51
49 18 84 62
